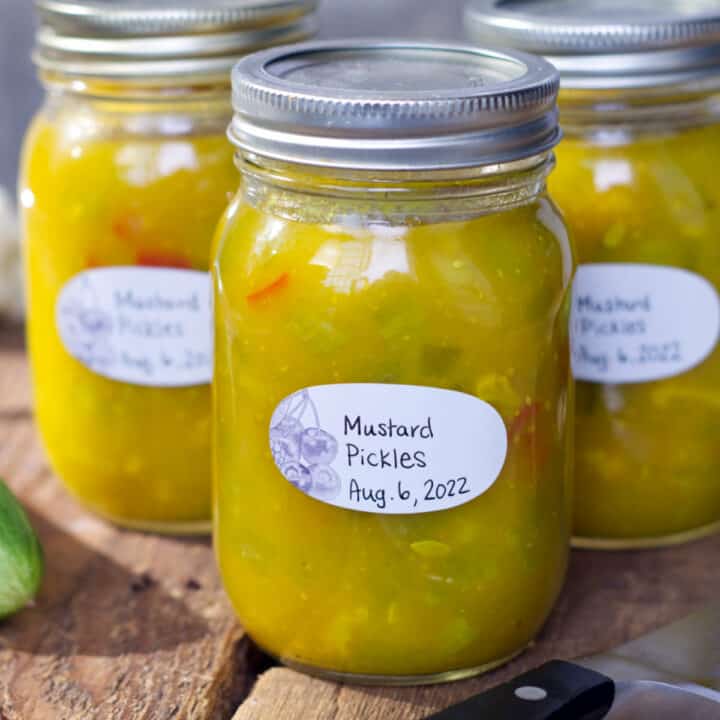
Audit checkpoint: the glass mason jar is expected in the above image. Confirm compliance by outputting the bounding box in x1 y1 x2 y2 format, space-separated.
20 0 316 534
214 41 574 683
466 1 720 548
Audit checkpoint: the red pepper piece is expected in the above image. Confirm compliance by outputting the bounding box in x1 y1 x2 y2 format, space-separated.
137 250 192 269
246 273 290 305
509 401 551 469
86 253 101 268
112 214 143 242
509 401 541 440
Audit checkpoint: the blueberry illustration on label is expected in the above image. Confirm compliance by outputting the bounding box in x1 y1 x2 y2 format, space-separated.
270 394 298 428
281 461 313 493
309 464 341 501
58 276 115 368
270 417 303 466
301 428 338 465
269 389 342 500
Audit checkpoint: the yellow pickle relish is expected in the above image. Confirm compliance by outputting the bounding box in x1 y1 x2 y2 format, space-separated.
20 0 317 533
213 40 574 683
466 0 720 548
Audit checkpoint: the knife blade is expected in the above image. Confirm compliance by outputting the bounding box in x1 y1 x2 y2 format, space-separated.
424 603 720 720
580 602 720 691
604 681 720 719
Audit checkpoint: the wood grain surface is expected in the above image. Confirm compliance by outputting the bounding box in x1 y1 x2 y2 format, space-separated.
0 325 247 720
0 323 717 720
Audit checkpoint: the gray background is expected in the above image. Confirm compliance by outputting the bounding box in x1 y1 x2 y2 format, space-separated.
0 0 466 193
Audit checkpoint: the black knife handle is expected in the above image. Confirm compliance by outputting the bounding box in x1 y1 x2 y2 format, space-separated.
425 661 615 720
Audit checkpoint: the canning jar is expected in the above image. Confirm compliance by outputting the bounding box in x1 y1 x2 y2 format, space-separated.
20 0 316 533
214 41 574 683
466 0 720 548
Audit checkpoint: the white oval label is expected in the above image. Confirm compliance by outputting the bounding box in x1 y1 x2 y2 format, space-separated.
571 263 720 384
269 384 508 515
56 267 212 387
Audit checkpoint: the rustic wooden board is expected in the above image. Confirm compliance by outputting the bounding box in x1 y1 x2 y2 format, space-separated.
1 323 718 720
0 325 248 720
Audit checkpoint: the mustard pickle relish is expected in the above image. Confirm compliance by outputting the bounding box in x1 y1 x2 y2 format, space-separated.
214 41 574 683
22 99 235 531
466 0 720 547
553 117 720 545
21 0 316 532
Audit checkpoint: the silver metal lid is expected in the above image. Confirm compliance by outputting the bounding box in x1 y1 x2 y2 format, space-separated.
229 40 561 170
34 0 318 82
465 0 720 90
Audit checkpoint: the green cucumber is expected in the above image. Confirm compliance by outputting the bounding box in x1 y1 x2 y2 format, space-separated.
0 478 43 619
